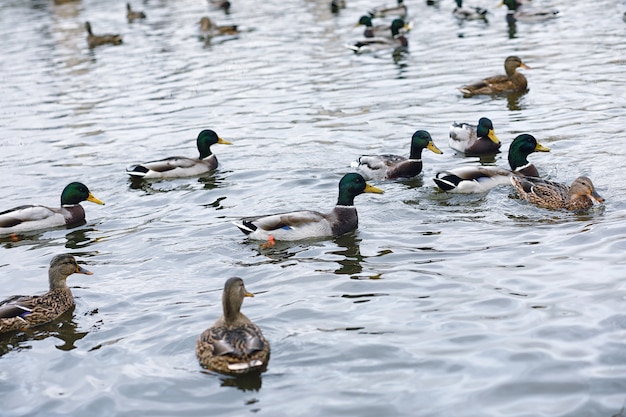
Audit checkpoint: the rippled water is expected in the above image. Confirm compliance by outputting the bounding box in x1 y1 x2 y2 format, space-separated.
1 0 626 415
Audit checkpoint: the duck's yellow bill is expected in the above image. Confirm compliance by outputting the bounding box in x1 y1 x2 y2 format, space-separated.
364 183 384 194
87 193 105 205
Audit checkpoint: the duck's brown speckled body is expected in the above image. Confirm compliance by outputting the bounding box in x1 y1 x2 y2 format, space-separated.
85 21 122 48
196 277 270 375
511 176 604 211
0 254 93 334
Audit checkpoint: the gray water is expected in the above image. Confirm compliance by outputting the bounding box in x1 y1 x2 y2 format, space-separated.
1 0 626 416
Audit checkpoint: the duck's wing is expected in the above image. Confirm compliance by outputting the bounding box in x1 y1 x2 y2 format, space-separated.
434 166 512 193
0 295 36 319
0 205 58 228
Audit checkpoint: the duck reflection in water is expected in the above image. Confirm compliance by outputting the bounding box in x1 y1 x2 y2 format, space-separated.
0 306 89 356
218 372 263 391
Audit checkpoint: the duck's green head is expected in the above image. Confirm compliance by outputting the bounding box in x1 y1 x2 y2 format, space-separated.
409 130 443 159
455 0 463 7
508 134 550 170
476 117 500 144
500 0 518 11
197 129 232 159
390 19 408 37
356 15 373 27
337 173 383 206
61 182 104 206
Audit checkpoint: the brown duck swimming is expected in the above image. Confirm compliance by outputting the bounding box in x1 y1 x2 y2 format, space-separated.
199 16 239 38
459 56 529 97
0 254 93 334
126 3 146 21
85 21 123 48
196 277 270 375
511 176 604 211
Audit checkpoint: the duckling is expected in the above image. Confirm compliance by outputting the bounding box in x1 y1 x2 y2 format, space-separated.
125 129 231 179
126 3 146 21
0 254 93 334
433 133 550 193
232 173 383 241
196 277 270 375
500 0 558 22
85 21 122 48
351 130 443 180
511 176 603 211
199 16 239 39
453 0 488 20
0 182 104 235
449 117 501 156
346 18 409 53
368 0 408 19
459 56 529 97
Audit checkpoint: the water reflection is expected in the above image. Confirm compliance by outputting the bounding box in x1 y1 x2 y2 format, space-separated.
218 372 263 391
505 90 528 111
0 307 89 356
332 234 364 277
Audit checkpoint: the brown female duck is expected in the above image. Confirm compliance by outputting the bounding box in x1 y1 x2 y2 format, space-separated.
511 176 604 211
126 3 146 21
459 56 530 97
85 21 123 48
196 277 270 375
0 254 93 333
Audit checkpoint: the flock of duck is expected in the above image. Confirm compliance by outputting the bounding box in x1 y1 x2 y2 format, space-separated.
0 0 607 376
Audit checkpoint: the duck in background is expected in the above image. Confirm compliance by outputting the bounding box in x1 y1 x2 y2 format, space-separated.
449 117 500 156
196 277 270 375
346 18 410 53
126 129 231 179
351 130 443 180
331 0 347 14
453 0 488 21
85 21 122 48
511 176 603 211
0 182 104 236
232 173 383 242
0 254 93 334
208 0 232 14
459 56 530 97
368 0 408 19
199 16 240 40
500 0 558 23
126 3 146 22
433 133 550 193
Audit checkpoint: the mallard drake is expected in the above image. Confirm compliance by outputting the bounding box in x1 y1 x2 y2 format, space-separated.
85 21 122 48
355 15 391 38
351 130 443 180
500 0 558 22
511 176 603 211
434 133 550 193
126 3 146 21
0 254 93 334
346 18 409 53
453 0 488 20
199 16 239 38
0 182 104 235
459 56 530 97
449 117 501 156
233 173 383 241
368 0 408 18
126 129 231 179
196 277 270 375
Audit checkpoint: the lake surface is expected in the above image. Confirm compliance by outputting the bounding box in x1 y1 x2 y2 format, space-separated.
1 0 626 416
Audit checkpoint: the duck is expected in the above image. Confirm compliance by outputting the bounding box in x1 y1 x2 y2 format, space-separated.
433 133 550 193
351 130 443 180
331 0 347 14
196 277 270 375
500 0 558 23
232 173 383 241
0 182 105 235
85 21 123 48
126 3 146 21
126 129 232 179
355 15 392 38
0 254 93 334
368 0 408 19
449 117 501 156
346 18 409 53
459 56 530 97
511 176 603 211
453 0 488 20
199 16 239 39
208 0 232 14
